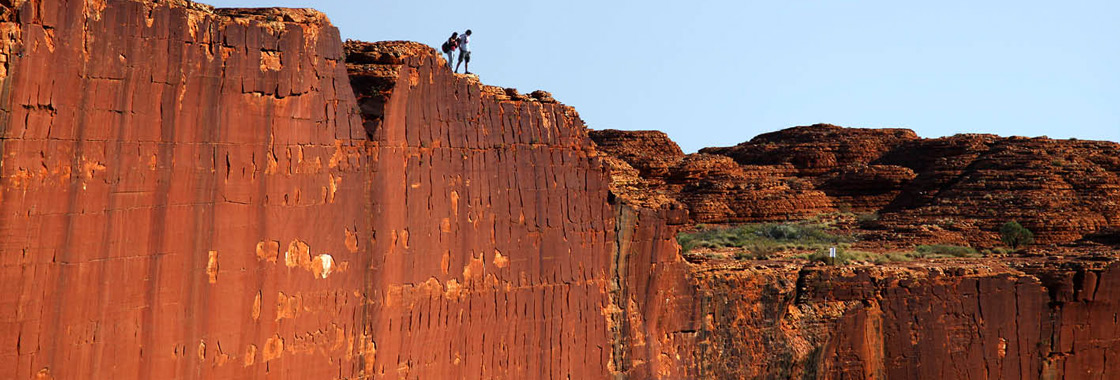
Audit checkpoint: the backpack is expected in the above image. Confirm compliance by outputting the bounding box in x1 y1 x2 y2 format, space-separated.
442 38 457 53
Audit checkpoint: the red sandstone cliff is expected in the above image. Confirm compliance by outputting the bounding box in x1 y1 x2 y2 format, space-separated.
344 40 698 379
0 1 695 377
690 257 1120 379
0 1 373 378
2 1 1120 379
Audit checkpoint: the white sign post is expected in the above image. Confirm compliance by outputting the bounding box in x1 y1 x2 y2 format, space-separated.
829 247 837 265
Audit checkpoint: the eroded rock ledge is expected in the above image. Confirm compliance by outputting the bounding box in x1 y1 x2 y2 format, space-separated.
0 1 1117 379
593 124 1120 247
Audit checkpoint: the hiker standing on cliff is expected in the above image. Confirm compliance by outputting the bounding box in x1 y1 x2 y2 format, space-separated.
441 32 459 69
455 29 472 74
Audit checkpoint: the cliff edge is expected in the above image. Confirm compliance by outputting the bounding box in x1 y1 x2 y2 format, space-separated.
1 1 1119 379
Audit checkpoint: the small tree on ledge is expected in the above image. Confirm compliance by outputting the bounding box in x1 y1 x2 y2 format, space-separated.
1000 221 1035 249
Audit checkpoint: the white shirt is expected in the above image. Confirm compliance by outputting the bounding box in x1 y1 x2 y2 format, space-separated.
458 34 470 52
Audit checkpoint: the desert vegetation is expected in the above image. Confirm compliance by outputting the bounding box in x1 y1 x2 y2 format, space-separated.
1000 221 1035 249
679 223 983 264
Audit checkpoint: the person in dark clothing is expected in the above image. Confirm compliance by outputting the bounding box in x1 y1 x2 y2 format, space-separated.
440 32 459 69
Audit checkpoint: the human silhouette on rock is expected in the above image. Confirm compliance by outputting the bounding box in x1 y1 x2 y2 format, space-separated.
455 29 472 74
440 32 458 69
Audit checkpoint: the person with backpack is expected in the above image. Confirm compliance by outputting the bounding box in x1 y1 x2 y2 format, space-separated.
455 29 472 74
441 32 459 69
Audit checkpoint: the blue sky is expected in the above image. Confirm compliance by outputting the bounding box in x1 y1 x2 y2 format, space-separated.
206 0 1119 152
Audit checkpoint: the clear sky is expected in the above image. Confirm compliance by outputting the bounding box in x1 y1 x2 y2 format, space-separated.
206 0 1119 152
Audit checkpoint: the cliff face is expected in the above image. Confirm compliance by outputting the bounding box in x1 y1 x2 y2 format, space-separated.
693 259 1120 379
343 41 698 379
0 1 373 379
2 1 1120 380
593 126 1120 379
0 1 697 377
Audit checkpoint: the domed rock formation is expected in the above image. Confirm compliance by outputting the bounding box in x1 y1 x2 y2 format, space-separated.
594 125 1120 246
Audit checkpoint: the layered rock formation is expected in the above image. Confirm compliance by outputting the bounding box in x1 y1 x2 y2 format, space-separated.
693 258 1120 379
590 130 834 223
876 134 1120 245
594 124 1120 246
1 1 1119 379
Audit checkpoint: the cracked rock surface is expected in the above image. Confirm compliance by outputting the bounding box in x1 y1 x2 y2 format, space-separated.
1 1 1118 379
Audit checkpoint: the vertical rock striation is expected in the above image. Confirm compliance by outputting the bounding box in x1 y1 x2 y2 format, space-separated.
0 1 368 378
344 40 699 379
1 1 1119 379
692 259 1120 379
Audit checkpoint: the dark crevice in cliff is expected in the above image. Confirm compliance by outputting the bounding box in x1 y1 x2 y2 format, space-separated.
793 266 813 305
606 202 633 375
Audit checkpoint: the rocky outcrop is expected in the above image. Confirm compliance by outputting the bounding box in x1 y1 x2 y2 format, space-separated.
0 2 696 378
590 131 835 223
346 39 713 378
595 125 1120 246
693 258 1120 379
877 135 1120 245
2 1 1119 380
345 40 698 378
589 129 683 180
701 124 920 177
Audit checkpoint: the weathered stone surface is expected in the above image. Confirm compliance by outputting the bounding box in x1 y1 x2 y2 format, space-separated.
0 1 697 378
670 157 834 223
597 125 1120 246
819 164 917 211
701 124 920 176
877 135 1120 245
344 40 699 378
0 1 369 378
589 130 835 223
590 129 684 180
693 259 1120 379
3 1 1120 379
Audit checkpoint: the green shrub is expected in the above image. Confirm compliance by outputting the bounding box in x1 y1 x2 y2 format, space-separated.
856 212 880 224
742 242 784 260
678 234 701 253
756 223 848 244
1000 221 1034 249
874 252 914 264
914 244 979 258
761 223 800 240
800 248 902 265
676 222 851 255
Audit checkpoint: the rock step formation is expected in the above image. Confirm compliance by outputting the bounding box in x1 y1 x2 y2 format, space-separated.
0 1 696 378
593 124 1120 246
343 40 696 378
692 258 1120 379
590 130 835 223
0 1 1118 379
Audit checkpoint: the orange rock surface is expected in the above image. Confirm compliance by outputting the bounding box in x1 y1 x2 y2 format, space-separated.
0 2 695 377
0 1 1118 379
692 258 1120 379
590 131 835 223
596 124 1120 246
344 40 696 378
0 1 371 378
